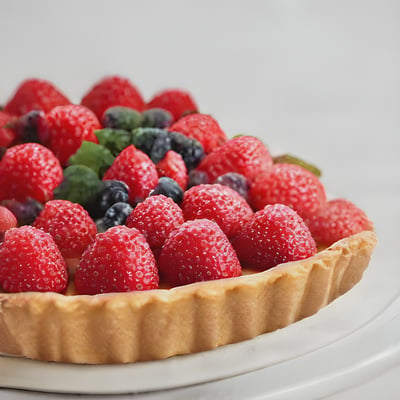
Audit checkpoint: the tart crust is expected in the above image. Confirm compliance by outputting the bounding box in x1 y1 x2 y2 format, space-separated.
0 230 376 364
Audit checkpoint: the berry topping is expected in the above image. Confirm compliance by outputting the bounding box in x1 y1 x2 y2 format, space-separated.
126 195 184 251
156 150 188 190
150 176 184 204
100 202 133 231
81 76 145 119
68 141 115 178
0 226 68 293
141 108 173 129
33 200 97 259
54 165 102 206
158 219 241 287
4 78 70 116
42 105 101 165
0 143 63 203
131 127 172 164
1 198 43 226
86 180 130 219
101 106 142 131
232 204 317 270
196 135 273 182
308 198 374 246
8 110 45 144
0 206 17 241
168 130 205 170
169 113 227 154
249 163 327 220
95 128 133 157
103 145 158 205
182 184 253 239
214 172 250 202
75 225 159 295
187 169 210 188
0 110 17 147
146 89 198 122
273 153 322 177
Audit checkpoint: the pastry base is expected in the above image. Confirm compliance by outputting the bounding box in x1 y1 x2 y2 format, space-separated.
0 231 377 364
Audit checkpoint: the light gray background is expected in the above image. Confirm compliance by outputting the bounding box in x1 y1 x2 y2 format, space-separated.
0 0 399 398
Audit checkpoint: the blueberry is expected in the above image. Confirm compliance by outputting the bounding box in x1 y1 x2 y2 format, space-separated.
187 170 210 188
141 108 173 129
88 180 130 219
214 172 250 201
10 110 45 143
150 177 184 204
1 198 43 226
131 127 172 164
100 202 133 230
168 131 204 170
102 106 142 131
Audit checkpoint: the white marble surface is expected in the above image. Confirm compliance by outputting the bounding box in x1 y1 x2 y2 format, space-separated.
0 0 399 398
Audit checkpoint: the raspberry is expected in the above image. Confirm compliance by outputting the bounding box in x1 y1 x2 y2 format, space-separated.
0 143 63 203
158 219 241 287
103 145 158 205
307 198 374 246
42 105 101 165
81 76 145 119
33 200 97 259
182 184 253 239
156 150 188 190
169 114 227 154
196 135 273 182
232 204 317 270
249 163 327 220
146 89 198 122
0 206 17 241
0 111 17 147
75 225 159 295
4 78 70 116
126 195 184 251
0 226 68 293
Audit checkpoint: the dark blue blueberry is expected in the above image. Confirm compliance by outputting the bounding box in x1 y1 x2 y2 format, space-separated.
88 180 130 219
187 170 209 188
214 172 251 201
102 106 142 131
131 127 172 164
168 131 204 170
101 202 133 230
141 108 173 129
150 177 184 204
11 110 45 143
1 198 43 226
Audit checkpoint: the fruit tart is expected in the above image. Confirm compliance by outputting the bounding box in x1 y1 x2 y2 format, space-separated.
0 77 376 364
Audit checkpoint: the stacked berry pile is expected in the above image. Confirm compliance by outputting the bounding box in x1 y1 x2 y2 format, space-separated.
0 76 374 296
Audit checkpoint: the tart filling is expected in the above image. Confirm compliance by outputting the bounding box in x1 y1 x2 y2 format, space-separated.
0 230 376 364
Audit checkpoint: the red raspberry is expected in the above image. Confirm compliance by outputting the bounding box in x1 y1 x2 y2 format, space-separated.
232 204 317 270
103 145 158 205
0 143 63 203
75 225 159 294
146 89 198 122
4 78 70 116
307 198 374 246
158 219 241 287
33 200 97 259
126 195 184 251
41 105 100 165
0 111 17 147
0 206 17 241
182 184 253 239
169 114 227 154
81 76 145 119
249 163 327 220
0 226 68 293
156 150 188 190
196 135 273 182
